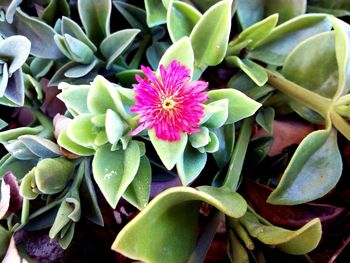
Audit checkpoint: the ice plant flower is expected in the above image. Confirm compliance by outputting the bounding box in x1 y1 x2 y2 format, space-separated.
131 60 208 141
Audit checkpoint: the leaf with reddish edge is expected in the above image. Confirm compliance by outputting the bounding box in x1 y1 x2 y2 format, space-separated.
243 179 347 229
0 171 22 219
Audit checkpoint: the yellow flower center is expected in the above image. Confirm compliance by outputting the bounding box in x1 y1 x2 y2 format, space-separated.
161 97 176 110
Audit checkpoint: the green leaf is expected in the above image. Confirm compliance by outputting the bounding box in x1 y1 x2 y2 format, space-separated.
308 0 350 16
201 99 229 129
189 127 210 149
236 0 264 29
256 107 275 133
149 129 187 170
57 84 90 115
57 129 95 156
207 89 261 124
63 60 97 79
92 141 140 208
0 119 7 130
145 0 167 27
35 157 73 195
63 34 95 64
268 129 342 205
0 126 43 142
78 0 111 44
167 1 201 42
176 144 207 185
226 56 268 87
264 0 306 24
18 135 61 158
105 109 128 144
190 0 232 69
113 1 148 32
87 76 129 119
146 41 170 70
123 156 152 209
282 31 337 123
205 131 220 153
112 186 246 263
0 154 36 180
240 211 322 255
212 124 235 168
229 14 278 52
0 35 31 75
248 14 332 65
329 16 350 97
100 29 140 69
66 114 97 148
41 0 70 26
30 58 54 79
158 37 194 77
61 16 97 52
0 225 11 259
0 9 63 59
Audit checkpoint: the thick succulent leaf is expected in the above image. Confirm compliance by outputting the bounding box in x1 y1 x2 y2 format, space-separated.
145 0 167 27
0 36 30 74
205 131 219 153
282 31 337 123
61 16 97 52
0 126 43 142
92 141 140 208
207 89 261 124
2 69 24 106
57 129 95 156
0 9 63 59
105 109 128 144
212 124 235 169
230 14 278 51
226 56 268 86
0 225 11 259
30 58 54 79
64 59 97 78
66 114 98 148
176 144 207 185
190 0 232 68
248 14 332 65
189 127 210 149
18 135 61 158
201 99 229 129
240 211 322 255
149 129 187 170
167 1 201 42
57 83 90 115
0 154 36 180
236 0 264 29
0 0 22 23
100 29 140 69
78 0 111 44
308 0 350 16
4 140 39 160
19 169 38 200
268 129 342 205
112 186 247 263
158 37 194 77
87 76 129 119
256 107 275 133
113 1 148 32
0 119 7 131
264 0 306 24
146 41 170 70
123 156 152 209
63 34 95 64
330 16 350 97
41 0 70 26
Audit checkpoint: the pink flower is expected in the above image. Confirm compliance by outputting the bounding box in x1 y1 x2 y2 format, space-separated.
131 60 208 141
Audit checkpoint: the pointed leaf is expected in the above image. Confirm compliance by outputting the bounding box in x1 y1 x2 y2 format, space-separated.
112 186 246 263
123 156 152 209
149 129 187 170
57 129 95 156
145 0 167 27
18 135 61 158
57 83 90 115
92 141 140 208
78 0 111 44
268 129 342 205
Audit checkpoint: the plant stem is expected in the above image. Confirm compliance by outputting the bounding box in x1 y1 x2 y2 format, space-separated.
266 70 331 117
129 34 151 69
223 117 254 191
20 198 30 224
330 110 350 140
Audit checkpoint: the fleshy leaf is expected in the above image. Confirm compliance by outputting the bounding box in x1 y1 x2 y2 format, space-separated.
18 135 61 158
207 89 261 124
176 144 207 185
78 0 111 44
149 129 187 170
201 99 229 129
57 129 95 156
100 29 140 69
92 141 140 208
158 37 194 77
105 109 128 144
167 1 201 42
58 83 90 116
123 156 152 209
268 129 342 205
240 211 322 255
190 0 232 69
256 107 275 133
0 9 63 59
112 186 247 263
145 0 167 27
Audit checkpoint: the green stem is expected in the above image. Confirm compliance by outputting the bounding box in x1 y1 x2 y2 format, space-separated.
266 70 331 117
129 34 151 69
223 117 254 191
32 109 54 139
330 110 350 140
20 198 30 224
